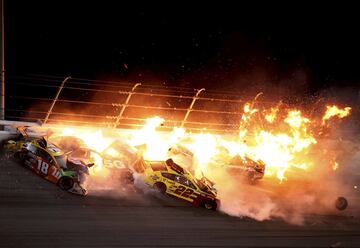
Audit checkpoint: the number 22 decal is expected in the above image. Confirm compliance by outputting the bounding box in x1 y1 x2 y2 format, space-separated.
174 186 194 198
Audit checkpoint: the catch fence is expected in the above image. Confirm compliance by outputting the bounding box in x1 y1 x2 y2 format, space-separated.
6 75 285 133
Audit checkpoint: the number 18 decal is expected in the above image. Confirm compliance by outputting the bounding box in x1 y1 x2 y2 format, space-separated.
37 160 49 175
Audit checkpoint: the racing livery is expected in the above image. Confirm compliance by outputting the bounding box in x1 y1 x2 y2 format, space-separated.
143 158 220 210
3 127 90 195
51 137 139 185
68 146 135 185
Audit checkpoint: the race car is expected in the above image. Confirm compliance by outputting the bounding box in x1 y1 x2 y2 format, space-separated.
226 155 265 182
51 137 140 185
143 158 220 210
168 144 266 183
3 127 91 195
67 146 135 185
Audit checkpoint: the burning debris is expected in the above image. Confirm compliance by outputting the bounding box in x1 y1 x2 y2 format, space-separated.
322 105 352 125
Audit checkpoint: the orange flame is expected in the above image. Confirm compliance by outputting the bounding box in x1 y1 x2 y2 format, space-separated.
322 105 351 125
49 102 351 183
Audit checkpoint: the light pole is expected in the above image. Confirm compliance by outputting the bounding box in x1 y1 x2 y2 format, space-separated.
0 0 5 120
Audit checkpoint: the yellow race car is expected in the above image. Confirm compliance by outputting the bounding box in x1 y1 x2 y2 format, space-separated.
142 158 220 210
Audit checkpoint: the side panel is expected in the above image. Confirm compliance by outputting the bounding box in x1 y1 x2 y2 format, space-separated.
24 149 62 184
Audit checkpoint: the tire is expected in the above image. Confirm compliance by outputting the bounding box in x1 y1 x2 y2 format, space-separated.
202 200 217 211
58 177 74 191
14 151 26 162
335 197 348 211
154 182 167 194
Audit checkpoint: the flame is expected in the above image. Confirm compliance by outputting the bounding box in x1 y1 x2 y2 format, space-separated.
186 133 218 177
265 107 279 123
60 128 112 153
50 102 351 183
322 105 351 124
57 127 113 176
333 161 339 171
128 116 168 160
241 103 257 122
105 147 120 157
226 107 317 182
284 110 310 129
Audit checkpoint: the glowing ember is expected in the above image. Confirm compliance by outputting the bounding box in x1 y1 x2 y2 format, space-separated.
333 161 339 171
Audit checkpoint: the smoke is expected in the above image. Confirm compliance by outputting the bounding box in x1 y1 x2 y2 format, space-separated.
209 135 360 225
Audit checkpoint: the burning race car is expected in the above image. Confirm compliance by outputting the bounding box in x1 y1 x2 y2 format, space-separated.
225 155 265 183
3 127 91 195
50 136 139 185
142 158 220 210
168 144 266 183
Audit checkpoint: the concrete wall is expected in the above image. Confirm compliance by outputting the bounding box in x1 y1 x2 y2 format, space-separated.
0 131 13 142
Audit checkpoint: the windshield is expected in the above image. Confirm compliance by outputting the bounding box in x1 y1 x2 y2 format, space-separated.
54 155 67 169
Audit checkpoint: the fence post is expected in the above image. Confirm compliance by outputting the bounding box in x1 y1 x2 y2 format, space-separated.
43 76 71 124
113 82 141 128
181 88 205 128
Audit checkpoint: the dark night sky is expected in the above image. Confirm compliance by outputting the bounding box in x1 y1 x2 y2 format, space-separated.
5 1 360 92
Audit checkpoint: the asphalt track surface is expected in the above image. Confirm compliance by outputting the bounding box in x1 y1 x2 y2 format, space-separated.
1 155 360 248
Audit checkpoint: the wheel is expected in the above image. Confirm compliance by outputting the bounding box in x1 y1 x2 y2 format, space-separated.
14 151 26 162
335 196 348 211
203 200 217 210
58 177 74 191
154 182 167 194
